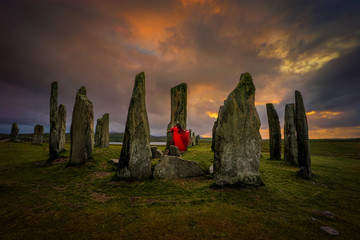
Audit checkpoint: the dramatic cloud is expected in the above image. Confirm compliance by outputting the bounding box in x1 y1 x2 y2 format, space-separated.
0 0 359 139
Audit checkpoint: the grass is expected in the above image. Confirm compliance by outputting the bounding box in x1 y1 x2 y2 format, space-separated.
0 140 359 240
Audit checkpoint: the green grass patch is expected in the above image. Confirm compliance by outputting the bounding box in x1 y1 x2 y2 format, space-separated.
0 140 359 239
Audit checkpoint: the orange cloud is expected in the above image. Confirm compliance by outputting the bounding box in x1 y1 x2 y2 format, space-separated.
207 111 218 119
309 126 360 139
307 111 343 119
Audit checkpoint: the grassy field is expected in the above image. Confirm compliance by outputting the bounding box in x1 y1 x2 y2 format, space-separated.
0 140 359 239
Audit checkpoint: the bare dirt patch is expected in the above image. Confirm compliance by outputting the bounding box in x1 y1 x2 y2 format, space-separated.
91 192 112 202
53 157 69 164
93 171 112 178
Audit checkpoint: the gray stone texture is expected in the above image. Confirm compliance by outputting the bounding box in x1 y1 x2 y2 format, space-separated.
32 124 44 145
10 122 19 142
213 73 262 187
58 104 67 151
153 155 205 179
95 113 110 148
169 145 181 157
195 135 200 145
284 103 298 165
166 83 187 148
266 103 281 160
151 146 164 159
49 81 59 159
295 90 311 178
191 131 196 146
117 72 152 180
70 87 94 164
188 129 193 147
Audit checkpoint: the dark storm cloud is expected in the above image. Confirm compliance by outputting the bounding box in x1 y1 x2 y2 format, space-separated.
304 47 360 128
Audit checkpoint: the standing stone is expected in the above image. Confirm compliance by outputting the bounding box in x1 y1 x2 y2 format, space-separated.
58 104 67 151
32 124 44 145
49 82 59 159
211 120 217 151
213 105 225 164
117 72 152 179
284 104 298 165
95 113 110 148
213 73 263 187
10 123 19 142
266 103 281 160
169 145 181 157
191 131 196 146
166 83 187 148
70 87 94 164
195 135 200 145
188 129 193 148
295 91 311 178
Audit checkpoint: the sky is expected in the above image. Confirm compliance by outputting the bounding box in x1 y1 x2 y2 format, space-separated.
1 0 360 139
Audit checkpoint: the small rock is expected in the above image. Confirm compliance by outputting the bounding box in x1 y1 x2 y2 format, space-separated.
110 159 119 165
310 217 320 222
168 145 181 157
209 165 214 174
320 226 339 235
151 146 164 158
313 210 336 218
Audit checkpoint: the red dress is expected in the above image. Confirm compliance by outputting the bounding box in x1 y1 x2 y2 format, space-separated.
171 127 190 151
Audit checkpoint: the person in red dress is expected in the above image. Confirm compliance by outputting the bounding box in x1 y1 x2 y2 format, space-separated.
168 122 190 151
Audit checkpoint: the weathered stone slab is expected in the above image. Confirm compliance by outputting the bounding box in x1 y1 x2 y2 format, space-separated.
284 103 298 165
153 155 205 179
70 87 94 164
295 90 311 178
49 81 59 159
10 122 19 142
266 103 281 160
32 124 44 145
213 73 263 187
151 146 164 159
58 104 66 151
117 72 152 180
166 83 187 148
95 113 109 148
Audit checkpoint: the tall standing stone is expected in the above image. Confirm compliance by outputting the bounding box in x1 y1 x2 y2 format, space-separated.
284 104 298 165
295 91 311 178
49 82 59 159
32 124 44 145
95 113 109 148
266 103 281 160
117 72 152 179
211 120 217 151
70 87 94 164
166 83 187 148
213 73 262 187
195 135 200 145
58 104 67 151
10 122 19 142
213 105 225 161
188 129 193 147
191 131 196 146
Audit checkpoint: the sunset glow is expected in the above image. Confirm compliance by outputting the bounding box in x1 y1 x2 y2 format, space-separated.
207 112 218 119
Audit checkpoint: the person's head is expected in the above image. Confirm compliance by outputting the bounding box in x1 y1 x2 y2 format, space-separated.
175 122 183 130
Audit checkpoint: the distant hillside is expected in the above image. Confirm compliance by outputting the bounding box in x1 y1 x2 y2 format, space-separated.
0 133 167 142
